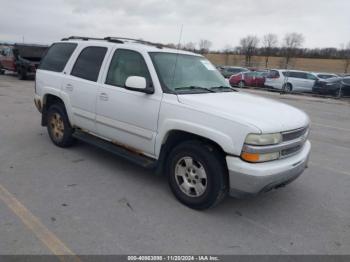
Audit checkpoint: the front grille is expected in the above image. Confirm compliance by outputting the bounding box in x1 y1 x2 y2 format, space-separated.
281 144 302 157
280 126 309 158
282 127 308 142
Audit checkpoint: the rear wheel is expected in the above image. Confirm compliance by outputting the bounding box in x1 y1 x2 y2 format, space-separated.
47 104 75 147
166 141 228 210
283 83 292 93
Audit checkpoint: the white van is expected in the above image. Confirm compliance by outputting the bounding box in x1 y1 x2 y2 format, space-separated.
265 69 318 92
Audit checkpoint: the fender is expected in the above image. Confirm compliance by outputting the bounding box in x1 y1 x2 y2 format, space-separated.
155 119 236 157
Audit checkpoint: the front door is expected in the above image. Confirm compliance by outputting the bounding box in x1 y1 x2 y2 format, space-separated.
96 48 162 156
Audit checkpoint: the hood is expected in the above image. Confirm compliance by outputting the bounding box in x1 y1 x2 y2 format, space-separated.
177 92 309 133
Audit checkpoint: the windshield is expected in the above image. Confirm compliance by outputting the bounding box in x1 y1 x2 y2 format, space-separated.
149 52 231 93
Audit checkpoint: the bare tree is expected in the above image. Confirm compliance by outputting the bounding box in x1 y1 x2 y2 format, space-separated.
184 42 197 52
343 42 350 74
283 33 304 68
199 39 212 54
239 35 259 67
262 33 278 68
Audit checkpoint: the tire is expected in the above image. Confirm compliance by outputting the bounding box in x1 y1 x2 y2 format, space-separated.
166 140 228 210
238 81 245 88
18 68 27 80
46 103 75 148
283 83 292 93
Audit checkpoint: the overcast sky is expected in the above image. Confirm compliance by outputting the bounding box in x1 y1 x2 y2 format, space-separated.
0 0 349 50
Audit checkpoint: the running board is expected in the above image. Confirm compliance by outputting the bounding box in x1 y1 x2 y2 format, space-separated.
73 130 157 169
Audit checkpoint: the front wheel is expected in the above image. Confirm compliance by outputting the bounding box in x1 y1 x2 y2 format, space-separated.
47 104 75 148
166 141 228 210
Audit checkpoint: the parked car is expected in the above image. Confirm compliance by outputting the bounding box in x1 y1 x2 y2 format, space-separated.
313 76 350 97
220 66 249 78
34 36 311 210
0 44 48 79
229 71 266 88
312 72 338 80
265 69 318 93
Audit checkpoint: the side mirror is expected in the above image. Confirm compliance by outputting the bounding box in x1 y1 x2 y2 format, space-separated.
125 76 154 94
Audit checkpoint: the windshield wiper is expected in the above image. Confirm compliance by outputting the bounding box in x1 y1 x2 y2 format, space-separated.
210 86 237 92
175 86 216 93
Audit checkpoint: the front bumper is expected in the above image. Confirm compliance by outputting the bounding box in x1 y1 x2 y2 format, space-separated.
226 140 311 198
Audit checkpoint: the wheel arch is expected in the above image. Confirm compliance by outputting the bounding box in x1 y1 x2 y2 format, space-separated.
41 94 72 127
155 129 228 176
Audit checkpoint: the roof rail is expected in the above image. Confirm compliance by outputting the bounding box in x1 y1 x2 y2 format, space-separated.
104 37 163 49
61 36 124 43
61 36 163 48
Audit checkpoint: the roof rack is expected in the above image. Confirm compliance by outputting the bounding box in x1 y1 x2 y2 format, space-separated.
61 36 163 49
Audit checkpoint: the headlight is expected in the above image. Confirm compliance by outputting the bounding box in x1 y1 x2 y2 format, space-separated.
244 133 282 146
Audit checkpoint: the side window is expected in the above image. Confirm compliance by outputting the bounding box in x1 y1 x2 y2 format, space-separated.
71 46 107 82
306 74 317 80
39 43 77 72
106 49 152 87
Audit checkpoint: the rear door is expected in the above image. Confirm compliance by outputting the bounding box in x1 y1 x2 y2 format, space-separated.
62 46 108 133
287 72 305 92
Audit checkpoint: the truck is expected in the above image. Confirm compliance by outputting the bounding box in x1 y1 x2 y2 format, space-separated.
0 43 48 79
34 36 311 210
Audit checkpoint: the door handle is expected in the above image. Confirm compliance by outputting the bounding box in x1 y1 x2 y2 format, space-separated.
65 84 74 91
99 92 109 101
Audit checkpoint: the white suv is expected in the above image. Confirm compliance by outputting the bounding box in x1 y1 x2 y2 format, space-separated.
265 69 318 93
34 37 311 209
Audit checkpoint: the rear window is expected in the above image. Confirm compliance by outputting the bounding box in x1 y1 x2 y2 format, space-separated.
318 74 335 79
71 46 107 82
39 43 77 72
228 68 245 73
267 70 280 78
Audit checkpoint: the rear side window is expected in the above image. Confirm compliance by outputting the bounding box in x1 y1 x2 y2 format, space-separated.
343 78 350 85
39 43 77 72
71 46 107 82
106 49 152 87
287 72 305 79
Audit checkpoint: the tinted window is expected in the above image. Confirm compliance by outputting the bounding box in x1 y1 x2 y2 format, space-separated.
71 46 107 82
268 70 280 78
306 74 317 80
39 43 77 72
106 49 151 87
343 78 350 85
287 72 306 79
